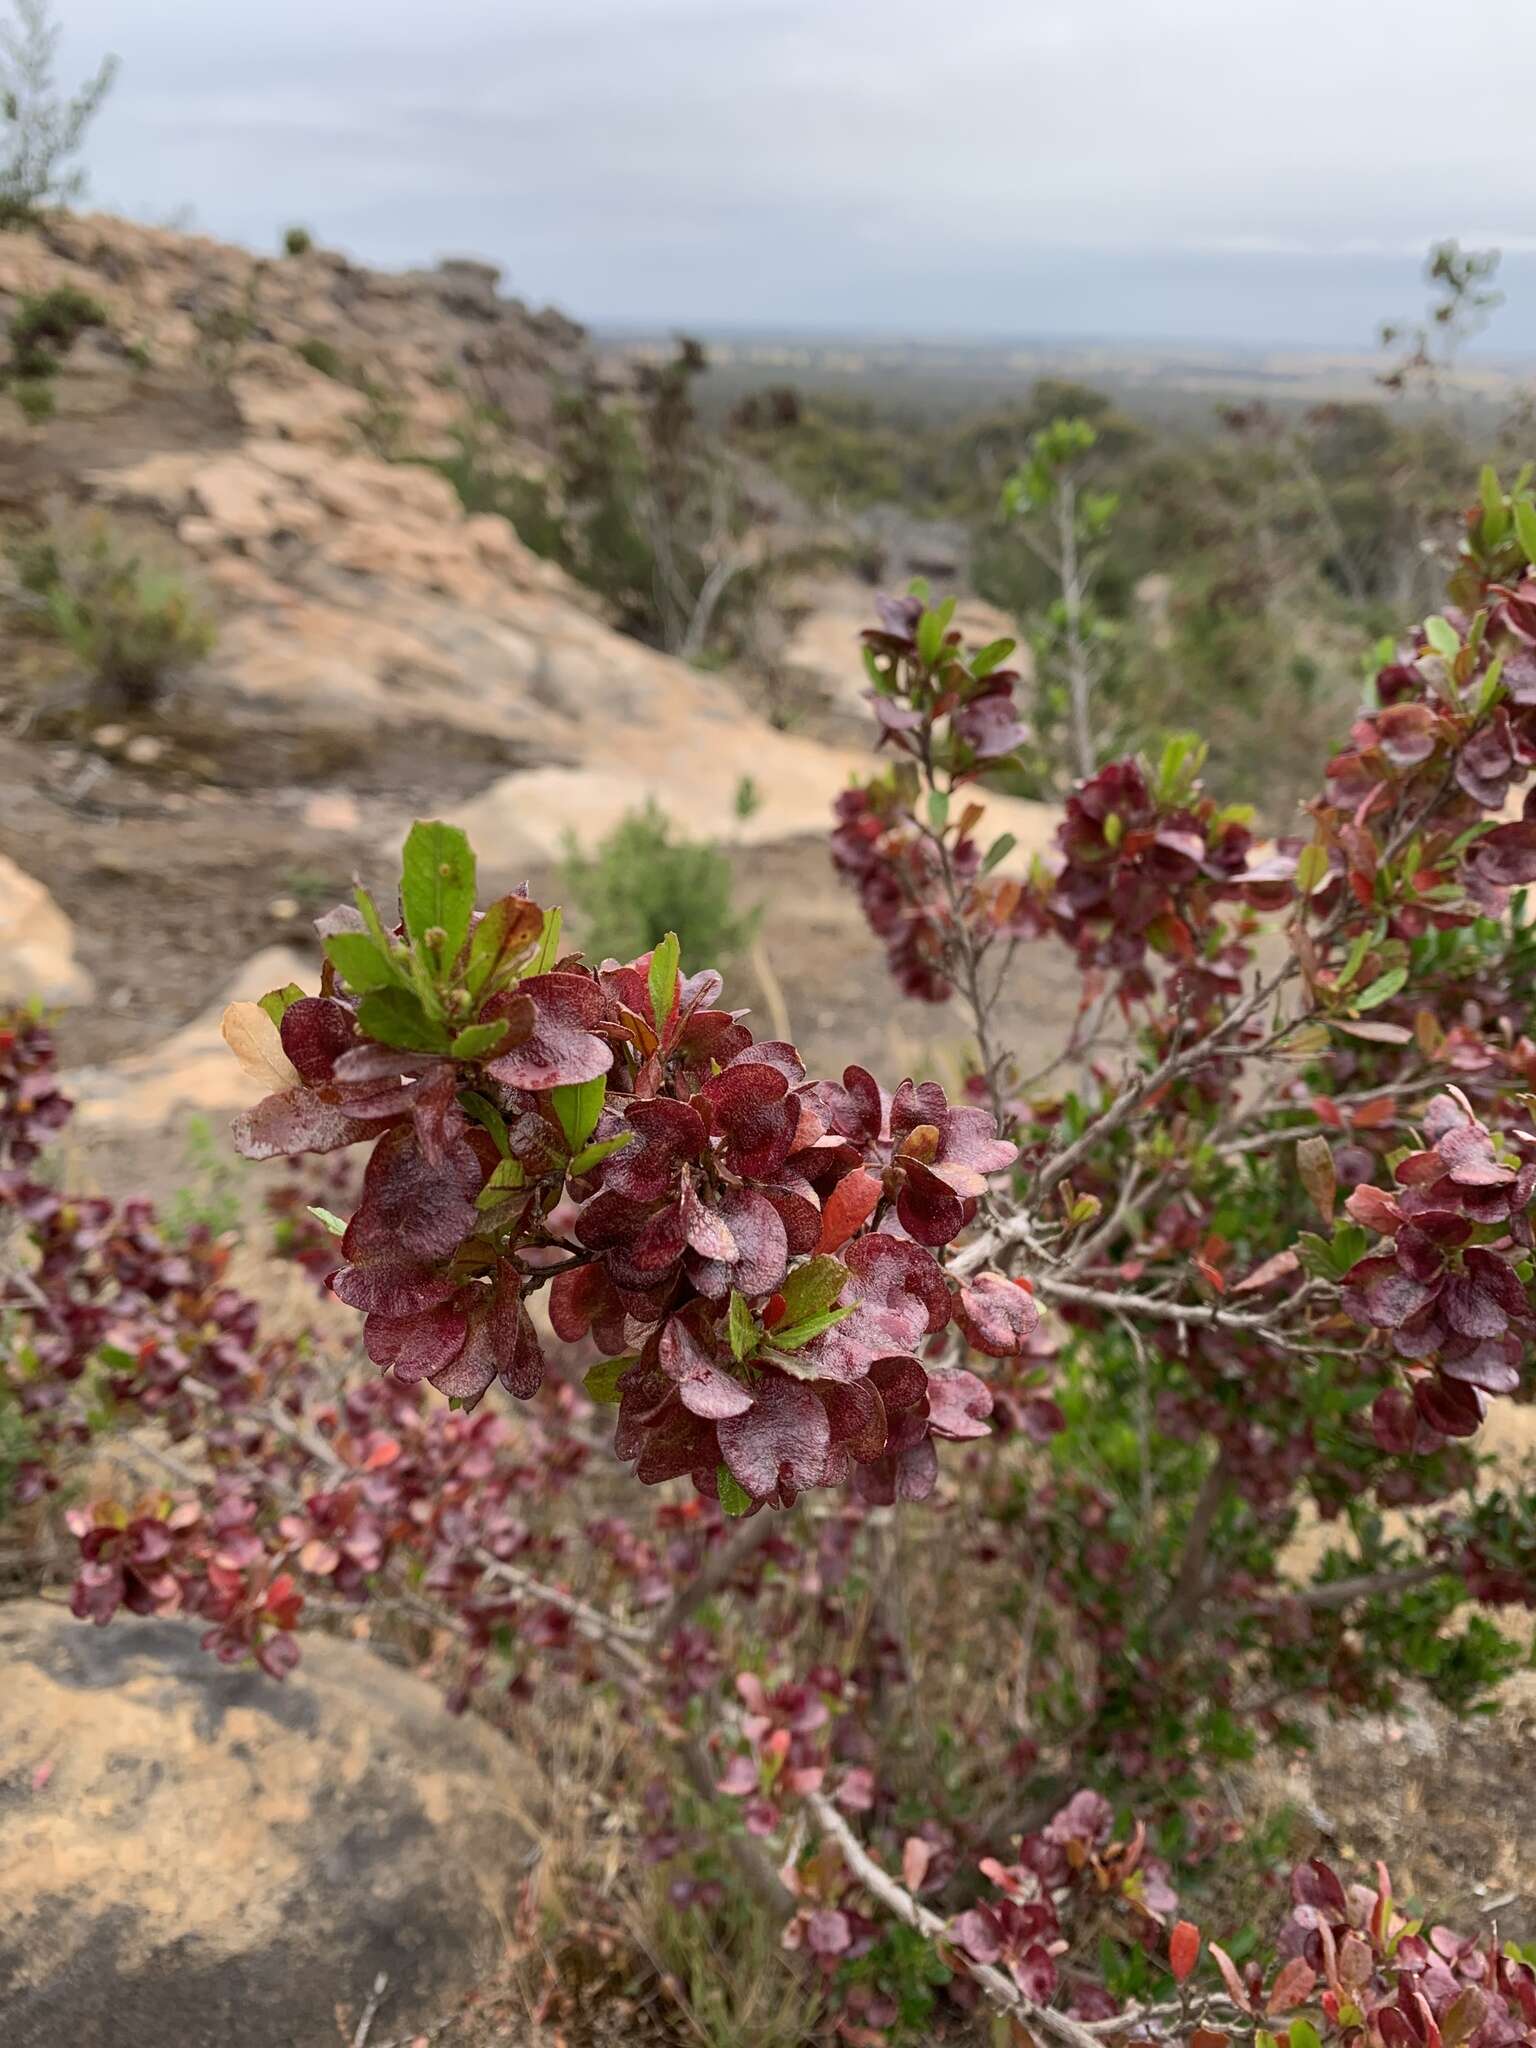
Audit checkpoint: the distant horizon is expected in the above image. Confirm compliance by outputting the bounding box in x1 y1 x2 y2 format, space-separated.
55 0 1536 364
100 196 1536 367
590 315 1536 367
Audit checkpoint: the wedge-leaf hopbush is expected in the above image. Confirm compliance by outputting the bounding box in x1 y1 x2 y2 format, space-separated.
10 465 1536 2042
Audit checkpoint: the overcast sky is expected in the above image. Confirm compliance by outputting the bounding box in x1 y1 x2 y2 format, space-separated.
49 0 1536 349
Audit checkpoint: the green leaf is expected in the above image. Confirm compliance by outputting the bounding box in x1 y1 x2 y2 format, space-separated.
648 930 681 1031
777 1255 851 1326
728 1290 758 1363
1289 2023 1321 2048
772 1303 858 1351
464 894 542 998
475 1156 526 1207
1295 1231 1336 1280
307 1205 348 1238
1355 965 1409 1011
1154 731 1205 804
568 1131 634 1176
583 1354 636 1405
1330 1221 1369 1275
400 820 477 964
1335 923 1377 994
1295 842 1330 894
1476 655 1506 717
354 886 395 953
257 982 306 1027
324 932 404 994
926 789 949 832
552 1076 607 1151
459 1092 510 1156
1515 498 1536 566
969 636 1016 678
1423 615 1461 662
356 987 453 1053
450 1020 510 1059
717 1464 753 1517
981 832 1017 875
916 607 945 667
530 905 564 975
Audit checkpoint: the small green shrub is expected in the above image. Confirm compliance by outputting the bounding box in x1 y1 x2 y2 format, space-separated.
192 271 262 390
12 517 217 709
162 1115 245 1242
11 374 52 422
282 224 313 257
293 335 346 380
0 1383 31 1524
6 282 106 378
429 428 568 561
561 801 757 969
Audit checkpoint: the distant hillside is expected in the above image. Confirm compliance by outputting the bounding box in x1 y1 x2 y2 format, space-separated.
605 326 1535 429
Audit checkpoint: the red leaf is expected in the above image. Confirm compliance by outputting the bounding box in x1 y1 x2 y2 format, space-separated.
660 1313 754 1420
1233 1247 1300 1294
1266 1955 1317 2015
1170 1920 1201 1984
717 1372 831 1499
957 1271 1041 1355
1208 1943 1252 2015
815 1167 881 1253
484 972 613 1090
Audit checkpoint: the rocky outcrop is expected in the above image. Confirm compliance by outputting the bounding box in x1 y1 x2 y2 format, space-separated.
66 944 309 1131
0 213 590 453
0 1600 533 2048
445 732 1058 873
0 855 93 1007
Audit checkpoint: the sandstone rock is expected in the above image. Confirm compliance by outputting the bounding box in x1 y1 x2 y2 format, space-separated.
189 453 285 541
231 367 369 448
0 855 94 1008
66 945 311 1132
785 574 1027 719
0 1600 532 2048
301 790 361 832
446 734 1057 875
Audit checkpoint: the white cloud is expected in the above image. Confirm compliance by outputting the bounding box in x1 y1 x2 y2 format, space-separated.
44 0 1536 345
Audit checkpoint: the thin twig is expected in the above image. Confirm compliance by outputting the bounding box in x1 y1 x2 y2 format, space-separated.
806 1790 1131 2048
1156 1451 1233 1645
1280 1562 1449 1611
352 1971 389 2048
648 1511 782 1646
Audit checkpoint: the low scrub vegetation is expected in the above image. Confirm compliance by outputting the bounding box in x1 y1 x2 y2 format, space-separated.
9 515 216 708
1 282 107 420
562 798 758 968
0 0 116 229
8 461 1536 2041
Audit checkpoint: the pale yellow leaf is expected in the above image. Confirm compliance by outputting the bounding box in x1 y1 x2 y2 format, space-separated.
220 1001 301 1089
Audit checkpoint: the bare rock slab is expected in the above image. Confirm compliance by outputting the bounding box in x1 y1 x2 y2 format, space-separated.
0 1601 532 2048
0 854 94 1008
